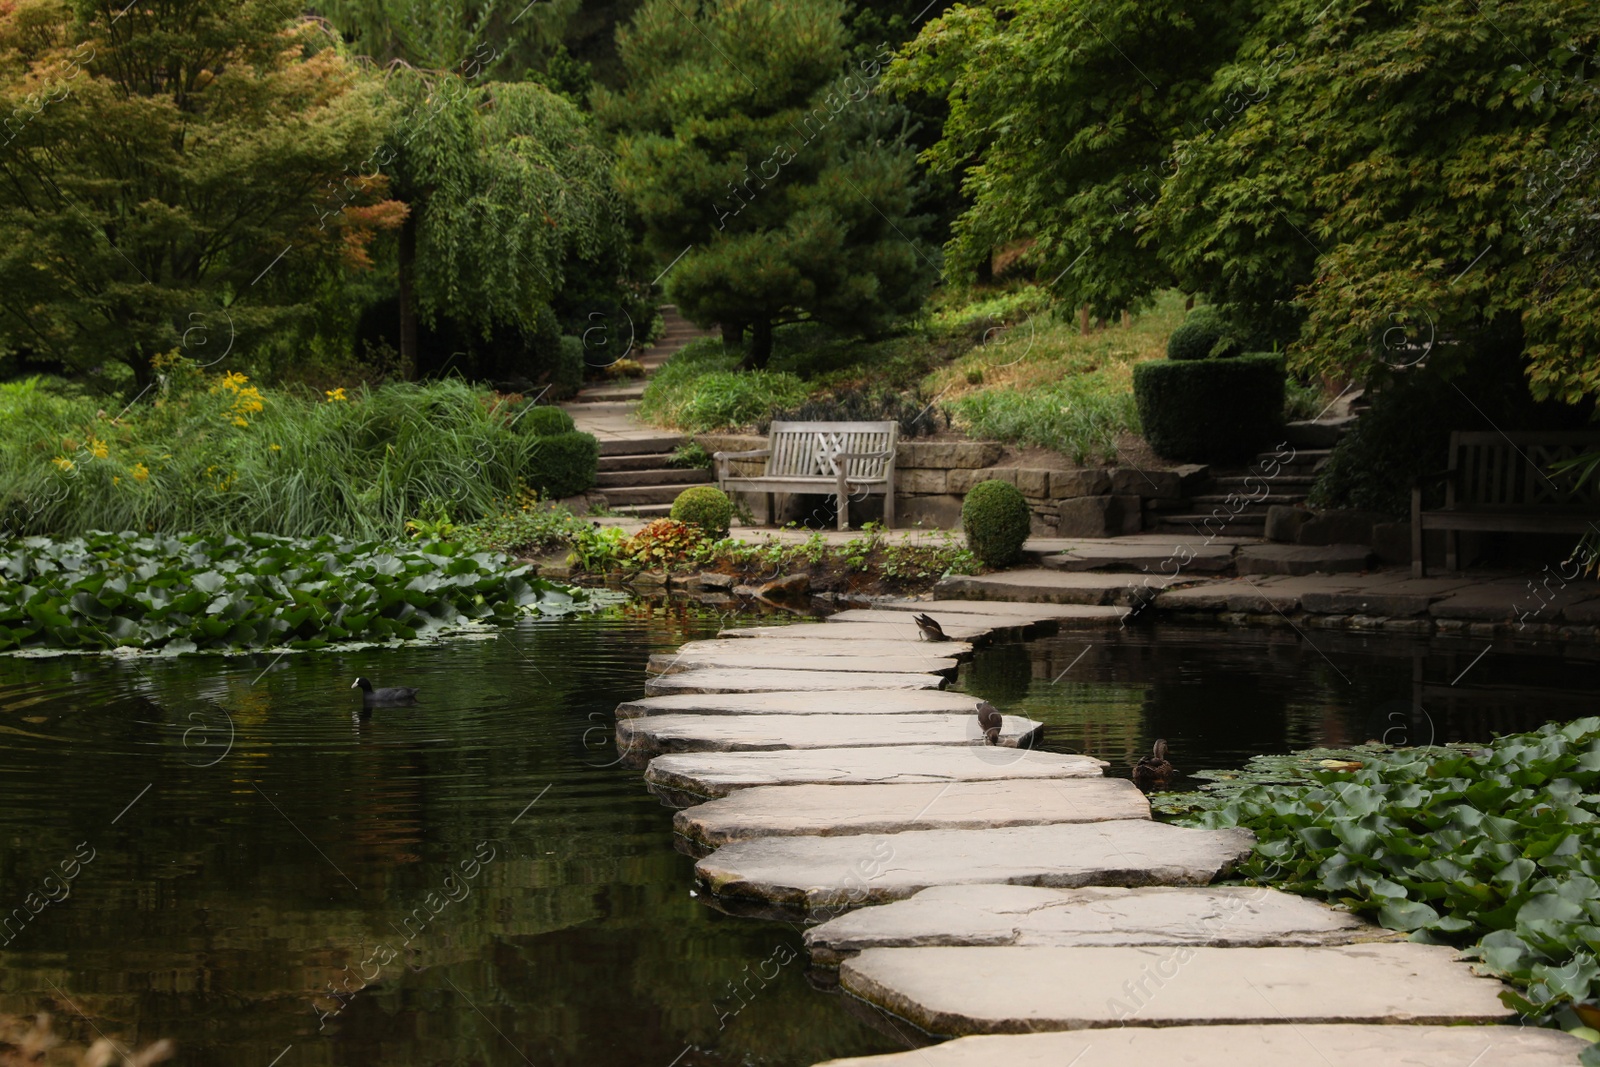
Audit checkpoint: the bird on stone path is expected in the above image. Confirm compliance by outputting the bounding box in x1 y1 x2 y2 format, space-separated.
1132 739 1175 790
913 613 949 642
976 700 1003 745
351 677 420 708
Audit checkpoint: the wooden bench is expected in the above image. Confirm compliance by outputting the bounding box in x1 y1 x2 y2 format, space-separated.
1412 431 1600 577
714 420 899 531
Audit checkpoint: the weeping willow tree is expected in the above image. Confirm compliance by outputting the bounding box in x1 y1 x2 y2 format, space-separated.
378 70 624 372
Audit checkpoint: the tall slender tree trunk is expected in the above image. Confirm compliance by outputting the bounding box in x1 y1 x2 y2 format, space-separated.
721 321 745 347
397 215 419 376
745 319 773 369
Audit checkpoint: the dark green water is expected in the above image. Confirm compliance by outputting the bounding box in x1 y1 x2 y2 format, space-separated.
3 607 1595 1066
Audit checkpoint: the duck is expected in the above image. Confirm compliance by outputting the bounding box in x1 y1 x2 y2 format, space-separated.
913 613 950 642
351 677 420 707
1132 739 1175 790
976 700 1003 745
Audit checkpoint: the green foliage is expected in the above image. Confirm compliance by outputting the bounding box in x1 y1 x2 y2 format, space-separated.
961 480 1031 568
622 518 705 569
555 335 586 396
0 370 542 540
1166 306 1241 361
766 386 949 438
598 0 931 366
1177 719 1600 1024
669 440 714 471
457 501 585 555
525 431 598 499
314 0 575 78
566 524 629 571
1133 353 1285 463
950 380 1136 466
516 404 576 436
1283 377 1326 422
670 486 734 539
638 340 809 431
0 0 402 386
0 531 589 653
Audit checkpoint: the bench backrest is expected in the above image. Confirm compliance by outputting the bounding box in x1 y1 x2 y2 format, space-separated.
765 421 899 480
1448 431 1600 509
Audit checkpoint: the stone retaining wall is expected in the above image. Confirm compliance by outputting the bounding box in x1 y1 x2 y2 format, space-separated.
695 433 1202 536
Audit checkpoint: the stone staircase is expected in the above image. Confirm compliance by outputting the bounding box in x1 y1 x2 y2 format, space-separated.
567 305 720 518
1147 447 1330 539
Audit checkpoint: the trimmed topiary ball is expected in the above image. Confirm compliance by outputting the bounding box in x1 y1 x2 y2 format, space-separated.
1166 306 1241 361
516 404 576 436
670 485 734 538
962 480 1032 567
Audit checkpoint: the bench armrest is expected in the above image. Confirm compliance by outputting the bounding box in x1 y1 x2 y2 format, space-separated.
713 448 770 483
1412 468 1454 490
834 449 896 462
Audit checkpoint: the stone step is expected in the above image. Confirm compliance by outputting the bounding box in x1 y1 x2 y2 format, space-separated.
645 745 1107 800
568 400 640 416
1154 514 1268 536
675 780 1150 851
1211 474 1316 491
804 884 1383 965
810 1025 1587 1067
646 648 961 677
721 622 1001 643
1235 543 1372 576
617 711 1043 757
670 637 977 663
829 607 1126 630
822 609 1055 640
838 942 1513 1035
570 383 646 403
610 502 674 518
602 484 691 506
643 667 947 697
1255 447 1332 465
597 452 682 472
934 570 1179 606
615 689 985 720
1189 493 1306 507
595 467 709 489
598 434 683 456
694 821 1255 914
1037 543 1236 574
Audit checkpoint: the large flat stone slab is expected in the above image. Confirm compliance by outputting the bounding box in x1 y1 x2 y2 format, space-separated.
647 746 1108 800
694 821 1254 911
675 780 1149 849
673 637 975 658
804 884 1382 964
840 942 1515 1034
643 668 946 696
812 1025 1588 1067
854 600 1125 621
1235 543 1372 576
647 647 961 677
1041 541 1236 574
720 623 997 642
936 570 1180 606
616 690 987 720
823 609 1047 638
618 712 1043 756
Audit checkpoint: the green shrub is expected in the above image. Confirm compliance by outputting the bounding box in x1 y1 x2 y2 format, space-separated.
961 480 1032 567
1166 306 1241 361
1133 353 1285 463
526 431 598 499
670 485 734 538
950 379 1136 465
554 335 585 396
516 404 576 436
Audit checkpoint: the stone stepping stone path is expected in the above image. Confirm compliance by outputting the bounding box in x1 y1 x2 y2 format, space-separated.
644 667 946 695
646 646 962 677
619 711 1042 757
646 745 1106 800
838 942 1514 1033
676 781 1150 850
694 822 1256 912
812 1025 1588 1066
615 690 985 719
803 883 1387 963
593 598 1544 1064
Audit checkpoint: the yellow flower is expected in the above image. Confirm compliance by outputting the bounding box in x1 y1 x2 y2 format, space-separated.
325 387 348 403
131 463 149 482
52 457 74 472
232 416 249 427
269 443 281 452
217 371 249 393
90 438 108 459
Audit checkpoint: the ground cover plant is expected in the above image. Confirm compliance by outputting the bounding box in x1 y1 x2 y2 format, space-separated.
1168 720 1600 1049
0 532 594 654
0 368 595 541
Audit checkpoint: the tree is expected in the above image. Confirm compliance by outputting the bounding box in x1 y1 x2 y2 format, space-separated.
377 68 625 374
0 0 404 389
597 0 932 368
311 0 577 82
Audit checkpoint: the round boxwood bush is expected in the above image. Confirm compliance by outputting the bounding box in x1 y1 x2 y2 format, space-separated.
1166 306 1241 361
526 431 598 499
517 404 576 436
670 485 734 538
962 480 1032 567
1133 352 1285 463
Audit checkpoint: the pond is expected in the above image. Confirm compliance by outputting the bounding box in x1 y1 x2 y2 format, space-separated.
2 603 1595 1066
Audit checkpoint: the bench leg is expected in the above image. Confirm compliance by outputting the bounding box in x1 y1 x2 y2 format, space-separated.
883 485 895 529
766 492 775 527
1446 530 1458 573
836 491 848 531
1412 522 1425 578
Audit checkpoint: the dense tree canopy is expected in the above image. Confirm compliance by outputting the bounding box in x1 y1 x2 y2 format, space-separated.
0 0 404 387
598 0 932 367
890 0 1600 403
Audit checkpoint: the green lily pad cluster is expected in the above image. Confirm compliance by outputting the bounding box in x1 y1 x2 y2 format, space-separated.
0 531 593 654
1175 720 1600 1038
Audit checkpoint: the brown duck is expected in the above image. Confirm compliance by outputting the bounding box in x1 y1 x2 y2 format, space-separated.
976 700 1003 745
1132 739 1175 790
913 613 949 642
